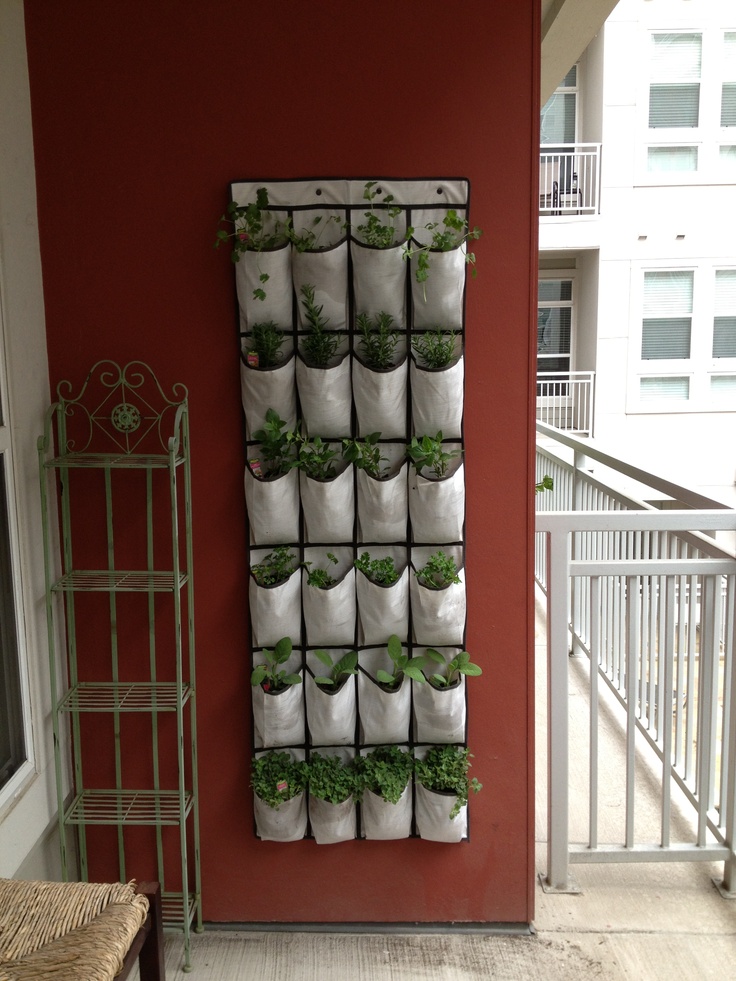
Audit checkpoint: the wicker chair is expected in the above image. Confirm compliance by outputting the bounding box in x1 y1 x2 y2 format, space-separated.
0 879 165 981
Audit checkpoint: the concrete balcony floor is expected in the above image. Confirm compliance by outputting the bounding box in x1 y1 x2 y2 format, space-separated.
143 599 736 980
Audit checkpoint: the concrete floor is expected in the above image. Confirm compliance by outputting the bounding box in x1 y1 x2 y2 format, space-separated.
144 596 736 979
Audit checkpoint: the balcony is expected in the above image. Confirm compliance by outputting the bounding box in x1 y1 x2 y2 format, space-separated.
537 370 595 436
535 421 736 899
539 143 601 216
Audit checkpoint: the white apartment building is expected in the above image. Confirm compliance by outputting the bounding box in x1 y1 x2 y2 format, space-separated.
539 0 736 506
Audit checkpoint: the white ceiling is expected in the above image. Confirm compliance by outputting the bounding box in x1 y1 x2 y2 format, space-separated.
541 0 621 102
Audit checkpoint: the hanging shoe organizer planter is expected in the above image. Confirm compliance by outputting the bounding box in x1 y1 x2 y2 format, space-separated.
224 177 481 843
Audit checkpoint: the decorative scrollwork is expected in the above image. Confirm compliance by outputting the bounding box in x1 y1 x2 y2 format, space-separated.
111 402 142 433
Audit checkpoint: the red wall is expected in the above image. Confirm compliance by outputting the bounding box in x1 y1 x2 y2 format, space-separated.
25 0 539 924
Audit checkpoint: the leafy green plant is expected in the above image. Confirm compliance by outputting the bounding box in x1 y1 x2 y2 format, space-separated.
402 209 482 293
356 311 400 370
375 633 426 690
356 181 402 248
288 213 347 252
422 648 482 688
414 745 482 819
414 550 462 590
304 552 339 588
251 750 309 809
299 284 343 367
214 188 289 300
342 433 389 479
355 745 414 805
251 408 299 477
297 435 339 480
312 649 359 688
246 321 285 369
407 431 462 479
412 329 458 370
535 475 554 494
308 752 359 805
354 551 400 586
250 636 301 692
251 546 298 587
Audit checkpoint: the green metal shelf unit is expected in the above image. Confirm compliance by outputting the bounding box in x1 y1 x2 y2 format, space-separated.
38 361 201 972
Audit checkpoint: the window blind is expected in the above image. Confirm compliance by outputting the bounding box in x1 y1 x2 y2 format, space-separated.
649 33 701 128
714 270 736 357
642 271 693 359
723 33 736 126
640 377 690 401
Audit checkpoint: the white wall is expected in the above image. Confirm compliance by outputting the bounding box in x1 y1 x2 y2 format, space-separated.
0 0 66 878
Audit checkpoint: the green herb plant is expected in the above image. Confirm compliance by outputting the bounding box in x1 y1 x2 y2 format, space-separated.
251 750 309 809
251 546 298 587
412 329 458 370
414 550 462 590
342 433 389 479
246 321 285 369
355 745 414 805
407 431 462 479
354 551 400 586
304 552 339 589
402 209 482 296
299 284 343 367
251 408 299 477
308 752 359 805
422 648 482 688
312 649 359 689
356 181 402 248
289 213 347 253
375 634 427 690
250 636 301 692
297 435 339 480
214 187 289 300
535 475 554 494
414 745 482 819
356 311 400 370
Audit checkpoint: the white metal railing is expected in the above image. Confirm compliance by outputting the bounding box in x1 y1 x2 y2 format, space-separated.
535 422 736 893
537 371 595 436
539 144 601 216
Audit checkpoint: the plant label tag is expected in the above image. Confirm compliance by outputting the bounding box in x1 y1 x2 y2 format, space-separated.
249 458 263 477
247 351 259 367
276 781 288 793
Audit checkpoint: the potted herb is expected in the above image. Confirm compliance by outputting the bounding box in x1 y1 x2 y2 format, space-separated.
291 213 349 338
357 635 420 745
352 311 408 440
407 432 465 545
305 647 358 747
410 328 464 440
402 209 482 329
295 284 351 438
244 409 301 547
413 647 482 744
215 187 292 329
307 750 359 844
301 548 356 646
354 550 409 646
410 548 466 647
352 182 407 327
249 546 301 647
297 433 354 544
344 436 408 543
414 744 482 842
251 636 304 749
251 750 309 841
240 332 297 448
356 744 414 840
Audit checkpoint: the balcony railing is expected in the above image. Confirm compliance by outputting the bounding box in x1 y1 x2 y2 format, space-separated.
535 422 736 894
537 370 595 436
539 144 601 216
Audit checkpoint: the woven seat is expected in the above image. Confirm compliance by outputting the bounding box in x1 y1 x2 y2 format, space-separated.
0 879 162 981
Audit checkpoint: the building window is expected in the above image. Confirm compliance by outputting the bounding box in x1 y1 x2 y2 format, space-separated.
640 376 690 402
0 455 25 792
649 33 701 128
721 32 736 126
713 270 736 358
642 270 693 360
537 278 573 378
541 66 578 146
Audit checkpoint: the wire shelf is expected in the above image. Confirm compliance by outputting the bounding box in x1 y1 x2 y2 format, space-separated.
51 570 188 592
65 790 193 826
44 452 185 470
59 682 192 713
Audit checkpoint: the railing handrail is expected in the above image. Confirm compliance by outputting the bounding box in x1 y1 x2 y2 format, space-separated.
539 142 602 153
537 370 595 376
536 420 734 513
